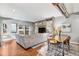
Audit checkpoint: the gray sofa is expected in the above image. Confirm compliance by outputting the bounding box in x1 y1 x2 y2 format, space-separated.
14 33 48 48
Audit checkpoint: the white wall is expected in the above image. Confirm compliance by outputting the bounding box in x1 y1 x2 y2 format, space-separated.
1 14 79 43
55 15 79 43
1 19 35 35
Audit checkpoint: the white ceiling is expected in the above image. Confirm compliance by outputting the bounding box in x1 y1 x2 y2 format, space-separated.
64 3 79 14
0 3 62 22
0 3 79 22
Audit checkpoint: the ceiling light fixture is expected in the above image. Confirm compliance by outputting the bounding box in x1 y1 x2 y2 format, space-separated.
12 9 16 13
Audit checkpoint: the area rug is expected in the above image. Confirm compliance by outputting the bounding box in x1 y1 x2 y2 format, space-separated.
37 43 79 56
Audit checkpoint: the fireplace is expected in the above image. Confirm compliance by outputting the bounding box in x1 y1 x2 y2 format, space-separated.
38 27 46 33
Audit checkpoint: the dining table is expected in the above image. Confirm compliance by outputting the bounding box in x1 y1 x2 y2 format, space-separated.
48 35 71 56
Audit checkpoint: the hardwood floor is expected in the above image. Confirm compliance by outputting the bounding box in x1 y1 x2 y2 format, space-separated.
0 39 79 56
0 39 45 56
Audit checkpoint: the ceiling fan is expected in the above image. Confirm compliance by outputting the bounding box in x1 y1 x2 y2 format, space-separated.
52 3 70 18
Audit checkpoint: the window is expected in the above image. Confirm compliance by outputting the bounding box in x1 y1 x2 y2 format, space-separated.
11 24 17 33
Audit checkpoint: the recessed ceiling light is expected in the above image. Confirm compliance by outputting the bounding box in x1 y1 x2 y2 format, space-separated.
12 9 16 13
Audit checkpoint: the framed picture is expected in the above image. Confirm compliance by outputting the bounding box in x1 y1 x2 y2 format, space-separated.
3 24 7 34
61 23 71 33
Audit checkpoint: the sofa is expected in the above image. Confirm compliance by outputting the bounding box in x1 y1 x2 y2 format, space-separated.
14 33 49 48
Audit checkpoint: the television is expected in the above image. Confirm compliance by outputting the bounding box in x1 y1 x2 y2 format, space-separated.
38 27 46 33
